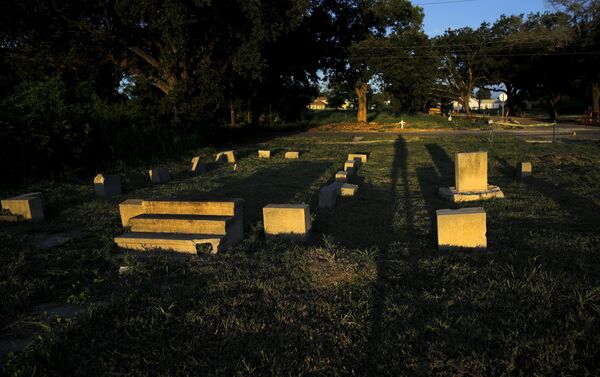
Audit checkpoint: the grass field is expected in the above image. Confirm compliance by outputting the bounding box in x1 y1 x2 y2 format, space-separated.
1 134 599 376
302 110 489 129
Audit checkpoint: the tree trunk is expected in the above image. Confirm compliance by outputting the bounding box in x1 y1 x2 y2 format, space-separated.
461 92 471 116
592 82 600 114
355 81 368 123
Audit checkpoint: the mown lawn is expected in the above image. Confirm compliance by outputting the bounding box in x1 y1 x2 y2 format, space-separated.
303 109 489 129
1 135 599 376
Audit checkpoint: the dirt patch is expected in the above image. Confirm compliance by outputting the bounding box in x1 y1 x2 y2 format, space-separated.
310 122 432 132
304 250 374 288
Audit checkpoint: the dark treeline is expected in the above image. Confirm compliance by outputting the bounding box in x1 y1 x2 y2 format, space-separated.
0 0 598 182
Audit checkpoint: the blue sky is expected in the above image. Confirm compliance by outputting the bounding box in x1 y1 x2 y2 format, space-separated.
421 0 550 36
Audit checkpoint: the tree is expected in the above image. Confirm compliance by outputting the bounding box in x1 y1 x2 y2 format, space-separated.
352 29 437 113
433 25 495 116
324 0 425 123
549 0 600 115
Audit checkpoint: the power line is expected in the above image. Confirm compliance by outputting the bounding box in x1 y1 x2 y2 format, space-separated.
414 0 478 5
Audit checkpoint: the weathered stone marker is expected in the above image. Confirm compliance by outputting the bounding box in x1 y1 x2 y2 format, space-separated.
319 185 338 209
455 152 487 192
335 171 349 182
439 151 504 202
149 167 170 184
329 182 359 196
94 174 122 198
517 162 532 178
348 153 368 163
339 183 359 197
215 150 236 163
1 192 45 222
190 157 206 174
258 150 271 159
116 198 244 253
344 160 360 172
285 151 300 159
263 204 311 240
436 207 486 250
119 199 144 226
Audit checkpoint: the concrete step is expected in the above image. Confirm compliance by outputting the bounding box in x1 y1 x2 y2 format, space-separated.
114 232 225 254
142 199 243 216
129 214 233 235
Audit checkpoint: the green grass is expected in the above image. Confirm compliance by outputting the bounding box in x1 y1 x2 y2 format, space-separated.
1 135 600 376
303 109 488 129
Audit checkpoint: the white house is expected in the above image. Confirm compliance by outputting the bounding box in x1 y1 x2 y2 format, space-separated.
451 98 502 112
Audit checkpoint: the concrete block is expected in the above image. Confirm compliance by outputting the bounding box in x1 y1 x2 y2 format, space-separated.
129 214 232 235
191 157 206 174
455 152 488 193
517 162 532 178
1 193 45 222
94 174 122 198
348 153 368 163
258 150 271 159
339 183 359 197
119 199 144 227
319 185 338 209
142 198 243 217
436 207 486 250
115 232 225 254
438 186 504 203
0 214 21 222
263 204 311 240
215 150 236 163
149 167 170 184
335 171 349 182
344 160 360 172
285 151 300 159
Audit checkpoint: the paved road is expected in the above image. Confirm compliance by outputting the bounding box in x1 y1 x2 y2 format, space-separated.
294 124 600 141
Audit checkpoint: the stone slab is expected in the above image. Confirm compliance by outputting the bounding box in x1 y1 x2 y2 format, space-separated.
94 174 122 198
129 214 233 235
455 152 488 193
517 162 532 178
149 167 170 184
285 151 300 159
348 153 368 163
142 198 243 217
339 183 359 197
263 204 311 240
191 157 206 174
1 193 44 222
114 232 225 254
436 207 487 250
119 199 144 227
335 171 349 182
215 150 236 163
258 150 271 159
438 186 504 203
344 160 360 172
0 214 21 222
319 185 338 209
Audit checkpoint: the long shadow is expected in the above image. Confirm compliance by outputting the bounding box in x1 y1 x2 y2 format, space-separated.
425 143 454 187
366 136 414 371
494 156 600 230
212 162 333 225
418 144 460 235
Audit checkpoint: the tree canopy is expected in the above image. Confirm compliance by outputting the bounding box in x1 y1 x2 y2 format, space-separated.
1 0 598 181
